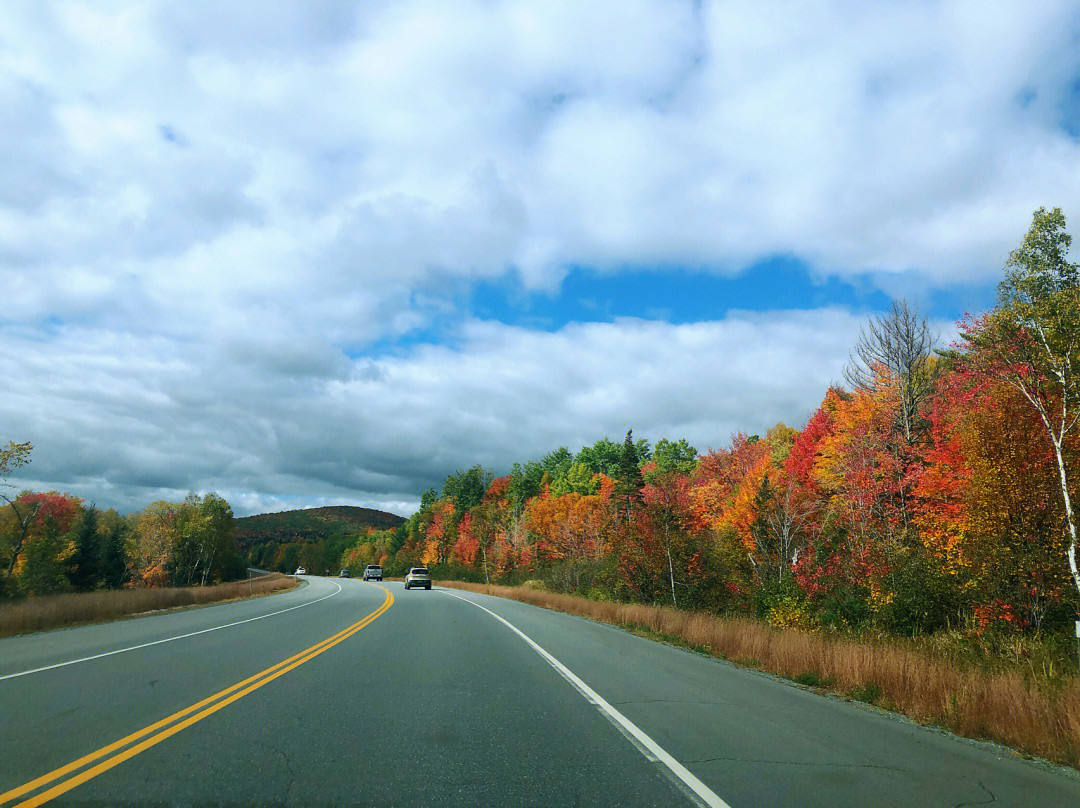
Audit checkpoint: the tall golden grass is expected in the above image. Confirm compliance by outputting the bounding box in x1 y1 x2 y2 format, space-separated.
438 580 1080 767
0 574 298 638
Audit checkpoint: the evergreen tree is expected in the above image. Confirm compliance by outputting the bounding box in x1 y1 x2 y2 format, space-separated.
68 505 100 591
99 512 129 589
749 473 778 581
614 429 645 521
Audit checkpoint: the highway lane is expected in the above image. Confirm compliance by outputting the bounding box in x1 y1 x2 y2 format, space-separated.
0 577 345 681
0 579 1078 807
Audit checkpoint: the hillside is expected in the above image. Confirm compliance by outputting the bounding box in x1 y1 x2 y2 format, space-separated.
235 505 405 550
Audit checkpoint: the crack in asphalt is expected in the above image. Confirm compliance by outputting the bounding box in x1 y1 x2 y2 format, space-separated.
233 730 296 805
955 780 997 807
271 738 297 806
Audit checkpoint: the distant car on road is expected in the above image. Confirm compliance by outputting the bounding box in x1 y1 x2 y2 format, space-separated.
363 564 382 582
295 567 306 575
403 567 431 590
339 568 350 578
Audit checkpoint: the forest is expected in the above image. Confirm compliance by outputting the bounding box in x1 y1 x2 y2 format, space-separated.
342 207 1080 655
3 206 1078 659
0 461 246 600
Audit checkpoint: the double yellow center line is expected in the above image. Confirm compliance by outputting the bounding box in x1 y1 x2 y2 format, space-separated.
1 584 394 808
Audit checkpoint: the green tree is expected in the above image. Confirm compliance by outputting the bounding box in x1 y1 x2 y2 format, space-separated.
442 466 488 515
614 429 644 521
419 488 438 511
652 438 698 474
549 462 600 497
576 438 622 477
67 505 101 591
98 509 130 589
508 460 545 512
17 512 71 595
199 492 241 583
540 447 574 484
964 207 1080 601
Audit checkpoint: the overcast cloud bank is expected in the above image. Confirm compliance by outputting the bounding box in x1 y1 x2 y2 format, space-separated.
2 1 1078 514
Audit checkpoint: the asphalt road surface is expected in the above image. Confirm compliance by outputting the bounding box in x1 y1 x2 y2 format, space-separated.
2 577 1079 807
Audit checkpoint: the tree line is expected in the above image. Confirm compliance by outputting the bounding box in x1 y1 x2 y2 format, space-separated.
0 453 245 600
342 207 1080 641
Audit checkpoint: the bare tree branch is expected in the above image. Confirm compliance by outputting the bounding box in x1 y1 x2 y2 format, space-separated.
844 300 939 443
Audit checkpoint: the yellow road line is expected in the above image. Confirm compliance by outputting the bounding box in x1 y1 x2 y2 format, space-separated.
2 585 393 808
1 604 365 804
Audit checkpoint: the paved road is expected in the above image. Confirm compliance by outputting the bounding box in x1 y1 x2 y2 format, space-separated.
1 578 1078 807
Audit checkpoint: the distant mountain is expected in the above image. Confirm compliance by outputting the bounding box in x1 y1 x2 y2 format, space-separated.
235 505 406 552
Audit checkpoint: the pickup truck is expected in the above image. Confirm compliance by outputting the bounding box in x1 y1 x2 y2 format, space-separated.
362 564 383 581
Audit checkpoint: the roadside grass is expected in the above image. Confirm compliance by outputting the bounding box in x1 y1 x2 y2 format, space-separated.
436 580 1080 768
0 574 299 638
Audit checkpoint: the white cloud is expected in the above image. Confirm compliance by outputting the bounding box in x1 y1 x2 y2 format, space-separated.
4 1 1078 325
1 311 858 515
3 1 1079 514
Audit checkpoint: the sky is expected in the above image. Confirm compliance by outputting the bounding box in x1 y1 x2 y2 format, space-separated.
2 1 1080 517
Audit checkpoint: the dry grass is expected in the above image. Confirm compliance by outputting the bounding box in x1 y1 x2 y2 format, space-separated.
438 580 1080 768
0 574 299 638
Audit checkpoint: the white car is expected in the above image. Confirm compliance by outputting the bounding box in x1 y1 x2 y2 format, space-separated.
295 566 306 575
403 567 431 590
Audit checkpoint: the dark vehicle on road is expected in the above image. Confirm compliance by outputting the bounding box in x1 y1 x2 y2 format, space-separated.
403 567 431 590
363 564 382 581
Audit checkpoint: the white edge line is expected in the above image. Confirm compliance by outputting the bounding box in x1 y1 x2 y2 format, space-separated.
441 589 732 808
0 579 343 681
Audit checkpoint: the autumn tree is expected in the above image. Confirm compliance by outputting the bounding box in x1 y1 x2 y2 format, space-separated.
691 433 771 533
131 494 239 588
3 492 83 595
134 502 177 587
962 380 1070 629
422 500 456 566
749 472 814 584
0 441 33 483
963 207 1080 601
0 442 39 592
469 476 513 583
641 472 694 606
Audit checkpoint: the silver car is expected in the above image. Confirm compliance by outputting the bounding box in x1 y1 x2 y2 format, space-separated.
403 567 431 590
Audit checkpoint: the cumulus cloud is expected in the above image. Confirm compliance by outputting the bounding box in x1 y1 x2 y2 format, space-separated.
4 3 1079 320
2 1 1078 514
1 311 858 515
